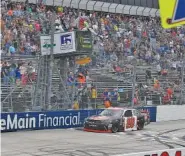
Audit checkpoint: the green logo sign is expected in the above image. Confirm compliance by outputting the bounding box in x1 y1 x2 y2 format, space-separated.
43 44 56 48
79 37 92 49
76 31 92 52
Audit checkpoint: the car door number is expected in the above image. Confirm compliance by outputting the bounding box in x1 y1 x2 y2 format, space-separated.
125 117 135 129
123 116 137 131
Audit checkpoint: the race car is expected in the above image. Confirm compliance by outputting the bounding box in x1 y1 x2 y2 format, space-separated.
84 107 146 133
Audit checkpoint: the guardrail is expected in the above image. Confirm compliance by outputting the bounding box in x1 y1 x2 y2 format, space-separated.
11 0 160 17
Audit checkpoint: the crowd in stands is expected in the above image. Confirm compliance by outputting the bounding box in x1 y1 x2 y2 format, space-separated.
1 1 41 56
1 60 36 86
1 0 185 108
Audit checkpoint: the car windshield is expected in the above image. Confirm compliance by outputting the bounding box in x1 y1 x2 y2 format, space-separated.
99 109 122 117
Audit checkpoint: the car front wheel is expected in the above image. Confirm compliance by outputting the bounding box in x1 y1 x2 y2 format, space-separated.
111 125 119 133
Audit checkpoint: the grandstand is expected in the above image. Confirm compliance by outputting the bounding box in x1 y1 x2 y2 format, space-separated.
1 0 185 112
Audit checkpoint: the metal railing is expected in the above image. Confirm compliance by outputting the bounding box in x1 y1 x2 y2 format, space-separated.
1 75 184 112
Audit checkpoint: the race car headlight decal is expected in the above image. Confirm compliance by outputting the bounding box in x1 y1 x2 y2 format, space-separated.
108 124 112 128
84 118 88 124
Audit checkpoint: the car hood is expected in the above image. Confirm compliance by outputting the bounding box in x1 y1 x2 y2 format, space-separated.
88 115 112 121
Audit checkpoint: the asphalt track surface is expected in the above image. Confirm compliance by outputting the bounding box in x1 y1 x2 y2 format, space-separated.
2 120 185 156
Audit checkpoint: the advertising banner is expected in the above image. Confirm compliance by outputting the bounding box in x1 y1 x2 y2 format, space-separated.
76 31 92 52
40 32 76 56
1 109 103 132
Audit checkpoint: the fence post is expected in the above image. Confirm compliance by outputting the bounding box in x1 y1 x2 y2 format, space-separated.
180 59 185 105
46 13 56 109
131 64 136 107
95 78 97 109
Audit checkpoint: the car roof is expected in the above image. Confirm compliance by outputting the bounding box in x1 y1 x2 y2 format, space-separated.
107 107 134 111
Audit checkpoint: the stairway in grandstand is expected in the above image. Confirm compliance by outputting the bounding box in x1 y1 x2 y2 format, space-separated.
33 57 73 110
50 67 73 110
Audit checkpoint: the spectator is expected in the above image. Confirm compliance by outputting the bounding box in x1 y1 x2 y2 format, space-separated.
146 70 152 82
77 73 86 87
154 79 160 90
1 62 9 85
161 69 168 76
166 87 173 99
9 44 16 56
91 86 97 108
67 72 74 87
73 98 79 110
9 65 16 84
104 97 111 108
133 97 138 105
27 62 36 82
163 93 171 104
19 63 27 86
103 88 110 100
80 90 88 109
15 66 21 85
111 89 119 106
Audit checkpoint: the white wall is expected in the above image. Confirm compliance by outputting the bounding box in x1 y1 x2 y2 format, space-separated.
156 105 185 122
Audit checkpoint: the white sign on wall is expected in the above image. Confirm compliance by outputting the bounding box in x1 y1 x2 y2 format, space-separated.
40 35 51 56
40 32 76 56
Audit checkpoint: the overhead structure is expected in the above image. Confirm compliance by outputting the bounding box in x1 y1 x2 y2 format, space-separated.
12 0 160 17
40 31 92 56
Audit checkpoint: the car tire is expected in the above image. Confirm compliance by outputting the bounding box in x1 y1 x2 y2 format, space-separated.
111 125 119 133
137 122 144 130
